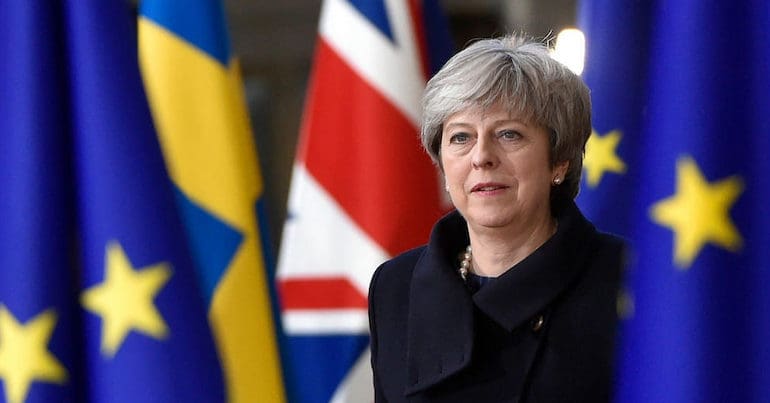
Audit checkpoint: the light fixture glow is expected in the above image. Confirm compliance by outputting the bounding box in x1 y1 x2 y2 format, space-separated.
551 28 586 75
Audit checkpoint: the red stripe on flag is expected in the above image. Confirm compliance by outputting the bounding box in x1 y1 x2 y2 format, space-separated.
279 278 368 309
299 39 446 257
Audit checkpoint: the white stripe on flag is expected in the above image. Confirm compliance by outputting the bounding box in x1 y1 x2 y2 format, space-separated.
319 0 423 126
277 165 389 295
282 309 369 335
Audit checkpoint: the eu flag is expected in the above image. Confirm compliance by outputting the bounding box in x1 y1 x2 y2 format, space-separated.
0 1 225 402
577 0 770 401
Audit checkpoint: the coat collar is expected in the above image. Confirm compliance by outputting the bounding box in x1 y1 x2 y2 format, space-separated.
404 201 598 395
473 202 598 332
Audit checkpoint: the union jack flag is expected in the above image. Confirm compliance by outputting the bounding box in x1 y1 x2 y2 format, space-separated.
276 0 453 401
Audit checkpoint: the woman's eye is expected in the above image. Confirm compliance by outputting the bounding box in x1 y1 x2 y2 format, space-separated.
449 133 470 144
499 130 521 140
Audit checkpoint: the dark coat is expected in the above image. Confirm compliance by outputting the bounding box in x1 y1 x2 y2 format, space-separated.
368 202 625 402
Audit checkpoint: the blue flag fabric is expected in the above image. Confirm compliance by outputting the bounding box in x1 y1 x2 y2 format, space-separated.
577 1 770 401
0 3 80 402
0 1 225 402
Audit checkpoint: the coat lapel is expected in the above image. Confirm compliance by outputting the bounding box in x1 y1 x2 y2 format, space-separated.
405 211 474 395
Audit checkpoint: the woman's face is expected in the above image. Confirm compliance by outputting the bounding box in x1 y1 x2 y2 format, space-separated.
440 102 568 232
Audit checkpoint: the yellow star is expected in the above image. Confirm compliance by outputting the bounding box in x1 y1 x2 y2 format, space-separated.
583 129 627 187
81 241 172 357
650 156 744 269
0 306 67 403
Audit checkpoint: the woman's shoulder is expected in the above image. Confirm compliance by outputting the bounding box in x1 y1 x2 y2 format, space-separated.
369 246 427 295
592 230 629 264
565 203 629 270
577 229 627 293
368 246 428 334
594 231 627 253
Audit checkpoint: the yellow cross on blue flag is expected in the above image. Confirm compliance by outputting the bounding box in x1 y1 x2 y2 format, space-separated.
0 1 226 402
577 0 770 401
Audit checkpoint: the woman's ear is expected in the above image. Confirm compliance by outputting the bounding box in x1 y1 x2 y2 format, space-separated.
557 160 570 177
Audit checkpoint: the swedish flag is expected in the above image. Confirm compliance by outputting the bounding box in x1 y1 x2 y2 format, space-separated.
0 1 224 402
577 0 770 401
138 1 285 402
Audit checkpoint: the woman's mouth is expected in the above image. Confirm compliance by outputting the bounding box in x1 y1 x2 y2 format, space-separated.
471 183 508 193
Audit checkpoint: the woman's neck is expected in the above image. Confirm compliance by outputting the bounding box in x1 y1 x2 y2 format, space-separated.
466 213 557 277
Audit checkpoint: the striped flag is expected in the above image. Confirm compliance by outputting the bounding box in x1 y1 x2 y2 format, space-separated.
138 1 285 401
276 0 453 401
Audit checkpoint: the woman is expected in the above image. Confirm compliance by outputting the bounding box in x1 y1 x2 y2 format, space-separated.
368 35 625 402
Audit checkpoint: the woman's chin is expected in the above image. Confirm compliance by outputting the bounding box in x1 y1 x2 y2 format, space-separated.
463 212 514 230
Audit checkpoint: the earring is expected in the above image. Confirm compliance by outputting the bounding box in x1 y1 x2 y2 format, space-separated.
552 177 562 185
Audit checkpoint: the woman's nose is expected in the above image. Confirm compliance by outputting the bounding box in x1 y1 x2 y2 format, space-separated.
471 136 498 169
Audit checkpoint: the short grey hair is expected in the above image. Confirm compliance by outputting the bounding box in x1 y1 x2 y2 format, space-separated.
421 34 591 205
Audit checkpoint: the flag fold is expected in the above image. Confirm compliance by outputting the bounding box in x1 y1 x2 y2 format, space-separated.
577 1 770 401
